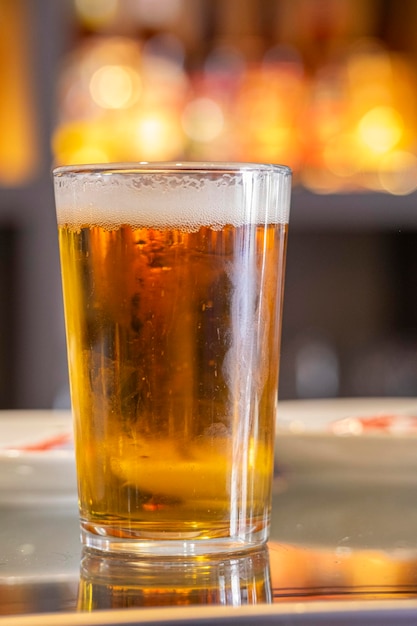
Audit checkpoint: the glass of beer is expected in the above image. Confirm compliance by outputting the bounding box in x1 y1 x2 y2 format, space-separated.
53 162 291 556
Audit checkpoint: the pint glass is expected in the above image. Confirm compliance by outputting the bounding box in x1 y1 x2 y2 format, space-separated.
53 162 291 556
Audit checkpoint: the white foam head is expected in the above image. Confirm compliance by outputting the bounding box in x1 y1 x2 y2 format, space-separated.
53 162 291 231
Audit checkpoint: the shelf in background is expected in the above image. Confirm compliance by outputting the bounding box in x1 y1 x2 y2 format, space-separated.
291 187 417 232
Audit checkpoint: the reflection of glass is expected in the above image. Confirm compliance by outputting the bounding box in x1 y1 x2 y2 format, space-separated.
78 546 272 610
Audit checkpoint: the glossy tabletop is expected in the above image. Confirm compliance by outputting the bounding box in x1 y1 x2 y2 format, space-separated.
2 399 417 624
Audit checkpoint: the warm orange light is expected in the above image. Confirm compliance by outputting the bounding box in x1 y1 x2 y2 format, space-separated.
0 0 39 185
357 106 403 155
233 66 305 169
89 65 141 109
66 145 110 165
74 0 118 28
181 97 224 143
323 134 359 178
53 35 190 166
378 150 417 195
133 111 184 160
52 30 417 194
52 120 114 165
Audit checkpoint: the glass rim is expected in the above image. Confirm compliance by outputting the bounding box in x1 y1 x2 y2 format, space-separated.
53 161 292 177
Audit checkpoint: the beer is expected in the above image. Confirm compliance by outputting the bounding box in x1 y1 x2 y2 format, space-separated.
54 164 291 554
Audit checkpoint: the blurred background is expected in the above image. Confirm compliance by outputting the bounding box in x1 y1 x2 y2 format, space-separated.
1 0 417 408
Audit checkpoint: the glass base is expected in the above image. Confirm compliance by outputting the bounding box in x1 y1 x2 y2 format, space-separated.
81 524 269 557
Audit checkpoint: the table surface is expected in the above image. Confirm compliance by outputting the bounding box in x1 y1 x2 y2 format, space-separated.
3 430 417 624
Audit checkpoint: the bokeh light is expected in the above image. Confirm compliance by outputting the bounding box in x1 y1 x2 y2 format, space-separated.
53 35 189 165
357 106 403 155
89 64 141 109
182 97 224 143
378 151 417 195
74 0 118 28
52 27 417 195
133 110 184 161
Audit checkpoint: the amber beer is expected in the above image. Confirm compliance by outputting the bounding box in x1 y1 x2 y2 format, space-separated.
54 163 291 555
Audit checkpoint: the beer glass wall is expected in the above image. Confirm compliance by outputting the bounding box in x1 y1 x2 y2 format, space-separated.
54 162 291 555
